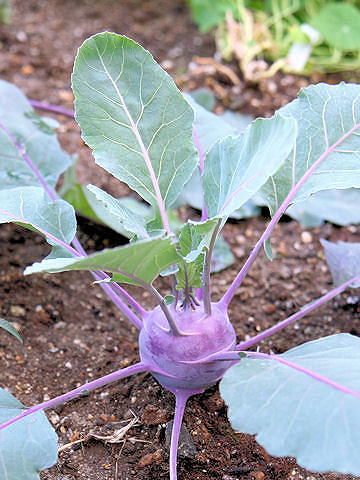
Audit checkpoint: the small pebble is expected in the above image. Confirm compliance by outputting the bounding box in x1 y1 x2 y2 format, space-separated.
139 449 163 467
49 412 60 425
301 231 313 244
263 303 276 315
250 472 265 480
10 305 25 317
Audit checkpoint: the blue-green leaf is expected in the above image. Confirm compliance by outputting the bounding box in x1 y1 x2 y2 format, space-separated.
321 239 360 288
220 334 360 475
0 318 22 343
287 188 360 228
0 80 71 191
86 185 150 239
262 83 360 215
72 32 198 209
203 114 297 218
0 186 76 246
0 389 58 479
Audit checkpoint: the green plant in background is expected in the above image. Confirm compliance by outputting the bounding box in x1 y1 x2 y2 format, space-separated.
186 0 360 80
0 0 10 24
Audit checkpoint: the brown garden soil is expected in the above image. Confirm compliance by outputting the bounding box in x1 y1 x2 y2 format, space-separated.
1 1 360 479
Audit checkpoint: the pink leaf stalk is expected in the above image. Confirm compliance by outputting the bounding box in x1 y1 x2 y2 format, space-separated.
220 121 360 308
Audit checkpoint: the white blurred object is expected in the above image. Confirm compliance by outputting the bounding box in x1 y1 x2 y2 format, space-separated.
287 24 321 71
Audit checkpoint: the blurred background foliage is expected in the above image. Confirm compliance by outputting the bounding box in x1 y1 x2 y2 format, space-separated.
185 0 360 80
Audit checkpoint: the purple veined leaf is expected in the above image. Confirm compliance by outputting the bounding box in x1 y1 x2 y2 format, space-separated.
203 113 297 218
0 79 71 191
220 333 360 475
0 388 58 480
72 32 198 233
262 83 360 215
0 186 77 250
321 239 360 287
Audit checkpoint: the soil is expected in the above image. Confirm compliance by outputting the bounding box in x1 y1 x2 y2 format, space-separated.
0 1 360 480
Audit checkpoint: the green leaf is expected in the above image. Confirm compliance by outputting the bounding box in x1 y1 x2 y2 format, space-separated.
186 0 237 32
178 219 218 262
0 186 76 246
0 80 71 191
321 239 360 288
220 334 360 475
312 3 360 50
25 236 179 286
72 32 198 210
287 188 360 228
203 114 297 218
262 83 360 215
0 318 22 343
176 219 219 290
0 389 58 479
86 185 150 239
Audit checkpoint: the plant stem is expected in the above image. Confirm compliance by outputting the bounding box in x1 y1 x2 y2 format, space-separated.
91 271 143 329
236 273 360 351
29 99 75 118
220 120 360 308
193 128 208 222
0 362 149 432
203 220 221 315
167 389 203 480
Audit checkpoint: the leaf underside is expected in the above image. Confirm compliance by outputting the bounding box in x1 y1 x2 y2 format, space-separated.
321 239 360 287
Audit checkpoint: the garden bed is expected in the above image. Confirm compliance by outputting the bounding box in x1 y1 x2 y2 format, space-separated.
1 1 359 479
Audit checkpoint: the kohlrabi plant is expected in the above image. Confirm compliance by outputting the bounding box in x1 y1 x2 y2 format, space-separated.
1 32 360 480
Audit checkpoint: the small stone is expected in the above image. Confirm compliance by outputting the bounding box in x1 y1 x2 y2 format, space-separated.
10 321 21 332
49 412 60 425
234 247 245 258
139 449 163 467
21 64 34 75
301 231 313 244
165 421 197 459
65 361 72 369
160 59 174 70
263 303 276 315
10 305 25 317
250 472 265 480
58 89 74 103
